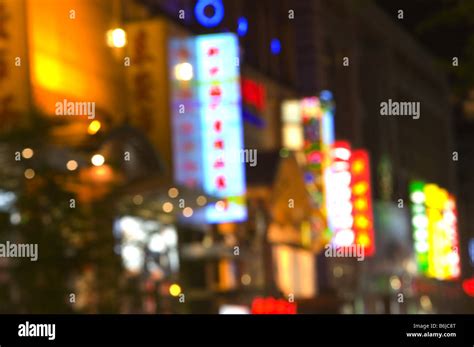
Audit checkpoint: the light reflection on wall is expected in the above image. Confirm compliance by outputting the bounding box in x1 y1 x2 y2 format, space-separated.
26 0 124 119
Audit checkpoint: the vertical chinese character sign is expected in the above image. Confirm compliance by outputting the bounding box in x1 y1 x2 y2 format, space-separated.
170 33 247 223
0 0 29 133
125 19 173 164
169 37 203 190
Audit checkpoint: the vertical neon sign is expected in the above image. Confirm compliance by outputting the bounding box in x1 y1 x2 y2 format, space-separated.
350 150 375 256
169 38 203 189
410 181 429 273
326 141 354 247
409 181 460 279
170 33 246 223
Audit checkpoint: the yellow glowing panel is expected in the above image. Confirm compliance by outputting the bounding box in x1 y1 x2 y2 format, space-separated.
0 0 30 132
283 124 304 150
27 0 124 121
218 259 236 291
273 245 316 299
424 184 448 210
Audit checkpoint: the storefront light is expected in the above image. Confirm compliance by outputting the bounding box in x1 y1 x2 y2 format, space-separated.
91 154 105 166
241 274 251 285
420 295 432 311
122 245 144 273
148 233 166 253
66 160 78 171
183 207 193 218
106 28 127 48
162 202 174 213
169 284 182 297
24 169 35 179
196 195 207 206
162 227 178 247
22 148 34 159
389 276 401 290
168 187 179 198
174 62 193 81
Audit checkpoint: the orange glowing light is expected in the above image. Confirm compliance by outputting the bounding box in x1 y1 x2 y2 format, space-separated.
353 182 368 195
88 120 101 135
355 215 370 229
352 160 365 174
358 233 370 247
354 198 368 211
350 149 375 256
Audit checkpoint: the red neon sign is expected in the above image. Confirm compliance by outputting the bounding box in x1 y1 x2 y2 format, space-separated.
462 278 474 297
350 150 375 256
251 297 297 314
241 78 266 112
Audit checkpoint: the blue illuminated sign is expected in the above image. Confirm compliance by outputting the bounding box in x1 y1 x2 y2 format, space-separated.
469 238 474 266
195 33 247 223
237 17 248 37
194 0 225 28
271 38 281 55
169 33 247 224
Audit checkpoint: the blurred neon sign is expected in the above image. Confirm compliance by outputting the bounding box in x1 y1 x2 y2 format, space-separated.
251 297 296 314
469 238 474 266
281 93 335 242
409 181 460 280
462 278 474 297
241 78 266 112
350 150 375 256
326 143 375 255
194 0 224 28
326 141 354 247
170 33 247 224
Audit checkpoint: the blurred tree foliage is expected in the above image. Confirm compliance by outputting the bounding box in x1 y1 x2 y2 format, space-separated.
0 113 122 313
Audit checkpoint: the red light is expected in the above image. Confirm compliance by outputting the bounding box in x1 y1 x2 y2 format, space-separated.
214 139 224 149
214 120 222 132
216 176 227 189
462 278 474 297
241 78 266 112
210 86 222 97
207 47 219 56
251 297 297 314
